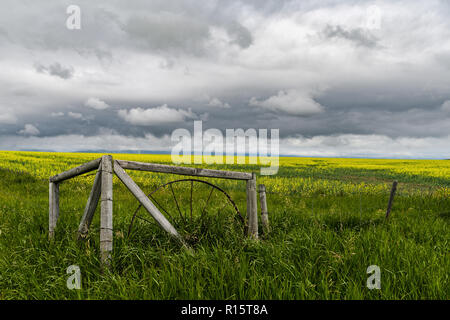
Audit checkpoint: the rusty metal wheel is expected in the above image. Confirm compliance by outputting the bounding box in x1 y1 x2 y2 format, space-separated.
127 179 245 245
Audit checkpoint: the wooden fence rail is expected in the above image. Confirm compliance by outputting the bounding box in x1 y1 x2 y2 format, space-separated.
50 158 102 183
116 160 253 180
77 164 102 239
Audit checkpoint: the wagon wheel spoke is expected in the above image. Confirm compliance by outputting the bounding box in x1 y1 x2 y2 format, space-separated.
216 194 232 221
170 183 186 225
128 178 244 242
136 214 156 225
127 203 142 238
149 193 176 224
200 186 215 220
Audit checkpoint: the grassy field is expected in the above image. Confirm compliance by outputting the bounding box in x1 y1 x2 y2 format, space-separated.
0 151 448 299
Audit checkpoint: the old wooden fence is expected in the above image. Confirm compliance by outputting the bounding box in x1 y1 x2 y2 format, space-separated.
49 155 268 267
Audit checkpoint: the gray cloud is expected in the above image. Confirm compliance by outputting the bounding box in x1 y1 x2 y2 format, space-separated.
249 90 324 116
118 105 197 126
85 97 110 110
0 0 449 158
0 112 17 124
322 25 378 48
121 12 210 55
442 100 450 112
34 62 74 79
225 22 253 49
18 124 40 136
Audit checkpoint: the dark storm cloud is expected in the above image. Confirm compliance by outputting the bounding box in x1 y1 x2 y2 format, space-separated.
34 62 74 79
322 25 378 48
224 22 253 49
0 0 254 58
118 3 254 55
121 13 210 55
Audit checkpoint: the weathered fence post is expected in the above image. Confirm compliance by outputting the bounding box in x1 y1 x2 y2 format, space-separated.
259 184 270 234
48 182 59 239
246 172 258 239
100 155 113 268
385 180 398 219
77 165 102 239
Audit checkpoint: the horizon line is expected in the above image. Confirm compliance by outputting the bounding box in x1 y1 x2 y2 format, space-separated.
0 149 448 161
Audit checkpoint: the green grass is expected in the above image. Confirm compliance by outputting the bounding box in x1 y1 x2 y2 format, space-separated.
0 151 448 299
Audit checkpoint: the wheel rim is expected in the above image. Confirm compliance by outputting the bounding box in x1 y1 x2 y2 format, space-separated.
127 178 245 244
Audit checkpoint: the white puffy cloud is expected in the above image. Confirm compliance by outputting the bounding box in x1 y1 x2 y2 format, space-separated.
249 90 324 116
68 112 83 119
441 100 450 112
0 112 17 124
84 97 110 110
196 94 231 108
18 124 40 136
207 97 231 109
118 104 197 125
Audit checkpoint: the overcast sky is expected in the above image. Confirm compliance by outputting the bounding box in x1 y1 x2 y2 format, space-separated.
0 0 449 158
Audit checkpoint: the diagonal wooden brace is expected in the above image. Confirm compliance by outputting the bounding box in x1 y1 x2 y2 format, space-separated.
113 160 188 248
77 164 102 240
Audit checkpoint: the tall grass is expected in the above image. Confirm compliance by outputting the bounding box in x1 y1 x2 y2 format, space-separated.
0 151 448 299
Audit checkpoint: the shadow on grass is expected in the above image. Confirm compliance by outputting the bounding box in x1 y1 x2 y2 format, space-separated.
0 167 41 184
438 211 450 220
319 215 386 232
